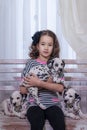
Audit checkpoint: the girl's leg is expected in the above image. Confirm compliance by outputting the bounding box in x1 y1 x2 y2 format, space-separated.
45 106 66 130
26 106 45 130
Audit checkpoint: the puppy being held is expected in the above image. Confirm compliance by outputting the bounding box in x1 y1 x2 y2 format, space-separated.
21 64 50 110
61 87 87 119
47 57 65 84
1 91 28 119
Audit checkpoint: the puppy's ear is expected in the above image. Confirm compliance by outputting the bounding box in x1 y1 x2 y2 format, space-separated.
63 88 67 97
47 59 54 69
10 96 13 104
62 60 65 67
75 93 81 100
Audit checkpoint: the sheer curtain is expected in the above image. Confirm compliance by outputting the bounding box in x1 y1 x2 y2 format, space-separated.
0 0 24 59
59 0 87 60
0 0 76 59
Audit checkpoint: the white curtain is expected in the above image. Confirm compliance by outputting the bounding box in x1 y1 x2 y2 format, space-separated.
59 0 87 59
0 0 76 59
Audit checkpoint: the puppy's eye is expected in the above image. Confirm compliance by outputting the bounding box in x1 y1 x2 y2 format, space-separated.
69 95 73 98
55 63 58 67
61 63 64 66
17 97 20 99
11 97 13 100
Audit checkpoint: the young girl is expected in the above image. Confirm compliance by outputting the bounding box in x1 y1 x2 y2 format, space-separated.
20 30 65 130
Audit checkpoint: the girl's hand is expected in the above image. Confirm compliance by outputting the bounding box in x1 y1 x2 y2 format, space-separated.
24 73 41 88
47 76 53 83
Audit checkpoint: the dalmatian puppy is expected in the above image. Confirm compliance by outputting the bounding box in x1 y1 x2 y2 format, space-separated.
22 64 50 110
1 91 28 118
47 58 65 84
61 88 87 119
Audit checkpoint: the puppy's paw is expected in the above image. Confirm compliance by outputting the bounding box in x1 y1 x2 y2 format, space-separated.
68 113 80 120
19 115 26 119
9 113 15 117
4 112 14 117
73 116 80 120
18 113 26 119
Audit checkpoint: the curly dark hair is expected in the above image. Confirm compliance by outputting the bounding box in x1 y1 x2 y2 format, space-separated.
29 29 60 60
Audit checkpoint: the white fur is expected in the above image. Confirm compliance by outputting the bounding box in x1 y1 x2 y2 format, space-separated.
47 58 65 83
1 91 28 118
61 88 87 119
22 65 50 110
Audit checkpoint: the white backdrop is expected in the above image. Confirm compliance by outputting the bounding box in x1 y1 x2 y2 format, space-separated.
59 0 87 59
0 0 76 59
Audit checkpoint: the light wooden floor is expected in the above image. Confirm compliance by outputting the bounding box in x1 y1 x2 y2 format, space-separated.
0 112 87 130
0 113 30 130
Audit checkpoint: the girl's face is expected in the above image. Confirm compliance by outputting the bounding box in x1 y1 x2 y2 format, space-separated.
37 35 54 61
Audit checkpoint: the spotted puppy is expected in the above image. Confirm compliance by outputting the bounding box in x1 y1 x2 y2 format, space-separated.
61 88 87 119
22 64 50 110
1 91 28 118
47 57 65 84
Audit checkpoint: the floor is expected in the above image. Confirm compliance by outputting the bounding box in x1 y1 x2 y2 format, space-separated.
0 112 47 130
0 111 87 130
0 113 30 130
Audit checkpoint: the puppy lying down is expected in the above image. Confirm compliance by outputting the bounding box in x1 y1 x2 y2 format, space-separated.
1 91 28 119
61 88 87 119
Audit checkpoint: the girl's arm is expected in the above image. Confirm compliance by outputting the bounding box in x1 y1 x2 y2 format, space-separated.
38 80 64 92
20 85 28 94
24 74 64 93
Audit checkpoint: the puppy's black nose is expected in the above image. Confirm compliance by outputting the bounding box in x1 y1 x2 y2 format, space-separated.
64 100 67 103
59 68 62 72
55 64 58 67
13 103 16 106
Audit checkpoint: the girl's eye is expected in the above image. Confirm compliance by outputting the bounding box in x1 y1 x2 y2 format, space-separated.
41 43 45 45
49 44 52 46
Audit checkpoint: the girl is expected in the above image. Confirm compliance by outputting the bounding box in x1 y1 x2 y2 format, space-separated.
20 30 65 130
